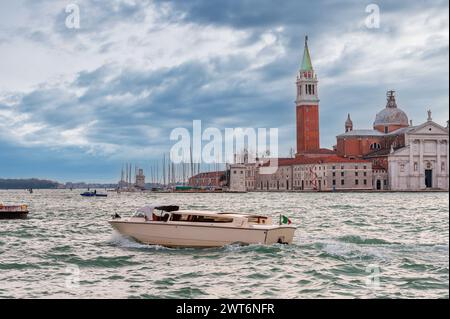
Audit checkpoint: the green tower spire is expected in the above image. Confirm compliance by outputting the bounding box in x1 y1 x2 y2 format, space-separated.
301 35 313 71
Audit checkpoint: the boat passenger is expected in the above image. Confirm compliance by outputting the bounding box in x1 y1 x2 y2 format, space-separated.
138 206 154 221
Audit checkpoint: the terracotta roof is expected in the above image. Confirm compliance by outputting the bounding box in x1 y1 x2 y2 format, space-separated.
337 129 385 137
190 171 225 179
299 148 336 154
273 156 370 167
364 149 391 158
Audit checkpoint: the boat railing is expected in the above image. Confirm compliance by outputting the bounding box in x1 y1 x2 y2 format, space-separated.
0 205 28 212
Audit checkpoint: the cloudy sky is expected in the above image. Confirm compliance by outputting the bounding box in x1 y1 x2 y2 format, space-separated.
0 0 448 182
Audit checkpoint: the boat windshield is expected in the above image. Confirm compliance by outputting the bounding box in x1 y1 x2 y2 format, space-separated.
246 216 269 224
170 214 234 223
132 210 145 218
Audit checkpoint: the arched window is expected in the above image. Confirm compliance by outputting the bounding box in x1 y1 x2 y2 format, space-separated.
370 143 381 150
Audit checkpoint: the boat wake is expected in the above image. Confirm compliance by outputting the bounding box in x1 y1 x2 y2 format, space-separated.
107 231 170 251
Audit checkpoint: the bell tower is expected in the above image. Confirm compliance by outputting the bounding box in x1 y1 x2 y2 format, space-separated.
296 36 320 155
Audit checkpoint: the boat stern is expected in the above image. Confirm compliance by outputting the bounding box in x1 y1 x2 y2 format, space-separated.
265 226 296 244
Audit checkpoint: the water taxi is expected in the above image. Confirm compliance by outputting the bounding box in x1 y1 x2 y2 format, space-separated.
0 204 29 219
109 205 296 248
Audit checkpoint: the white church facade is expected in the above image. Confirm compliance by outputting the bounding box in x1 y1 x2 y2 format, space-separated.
388 114 449 191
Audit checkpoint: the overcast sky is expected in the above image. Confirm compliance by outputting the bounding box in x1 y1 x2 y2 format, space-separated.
0 0 448 183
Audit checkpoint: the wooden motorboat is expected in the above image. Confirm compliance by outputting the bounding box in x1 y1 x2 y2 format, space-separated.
109 205 296 248
0 204 29 219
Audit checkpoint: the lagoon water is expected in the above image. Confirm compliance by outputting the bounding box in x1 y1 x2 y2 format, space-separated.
0 190 448 299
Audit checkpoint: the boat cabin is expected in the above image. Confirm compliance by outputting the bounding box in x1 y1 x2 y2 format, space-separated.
128 206 272 227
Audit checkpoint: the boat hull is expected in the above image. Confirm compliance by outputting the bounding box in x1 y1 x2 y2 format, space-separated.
109 221 295 248
0 211 28 219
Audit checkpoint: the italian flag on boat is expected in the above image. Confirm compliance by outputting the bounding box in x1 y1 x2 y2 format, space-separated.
279 215 292 225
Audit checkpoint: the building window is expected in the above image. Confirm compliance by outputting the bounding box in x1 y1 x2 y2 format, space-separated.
414 162 418 171
341 180 345 186
364 165 367 169
355 172 358 177
332 180 336 186
341 166 344 170
332 166 336 170
370 143 381 150
442 162 446 172
233 171 237 174
384 126 388 133
355 180 359 185
341 172 344 177
400 164 405 172
364 172 367 177
364 180 367 185
332 172 336 177
384 180 387 186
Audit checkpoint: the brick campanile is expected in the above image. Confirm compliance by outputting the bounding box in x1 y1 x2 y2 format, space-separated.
296 36 320 155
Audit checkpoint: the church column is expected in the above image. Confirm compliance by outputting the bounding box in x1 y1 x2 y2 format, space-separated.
437 140 441 174
419 139 424 189
409 138 414 173
409 138 414 189
436 140 441 189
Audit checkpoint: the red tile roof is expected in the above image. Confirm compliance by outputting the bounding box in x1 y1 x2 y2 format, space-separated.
273 155 370 167
298 148 337 155
190 171 225 179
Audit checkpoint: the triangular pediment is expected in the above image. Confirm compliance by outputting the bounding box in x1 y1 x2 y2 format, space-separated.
391 146 410 156
408 121 449 136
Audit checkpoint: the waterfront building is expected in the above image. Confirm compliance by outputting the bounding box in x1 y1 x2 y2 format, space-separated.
215 37 448 192
188 171 226 189
336 91 449 191
227 156 372 192
388 112 449 191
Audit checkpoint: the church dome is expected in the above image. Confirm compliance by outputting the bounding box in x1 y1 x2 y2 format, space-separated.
374 108 409 126
373 91 409 127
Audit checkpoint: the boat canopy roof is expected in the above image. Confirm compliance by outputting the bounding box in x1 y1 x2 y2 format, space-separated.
154 205 180 212
176 210 268 219
139 205 270 220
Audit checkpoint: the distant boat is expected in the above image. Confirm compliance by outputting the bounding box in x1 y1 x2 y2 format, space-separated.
95 193 108 197
80 190 107 197
0 204 29 219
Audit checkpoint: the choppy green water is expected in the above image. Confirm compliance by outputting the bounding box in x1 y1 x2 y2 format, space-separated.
0 190 448 298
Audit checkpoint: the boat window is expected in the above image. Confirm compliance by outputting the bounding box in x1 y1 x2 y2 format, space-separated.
132 211 145 218
171 214 190 221
247 216 268 224
184 215 234 223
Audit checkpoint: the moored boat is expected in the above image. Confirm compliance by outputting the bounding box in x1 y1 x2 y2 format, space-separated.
0 204 29 219
109 205 296 248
